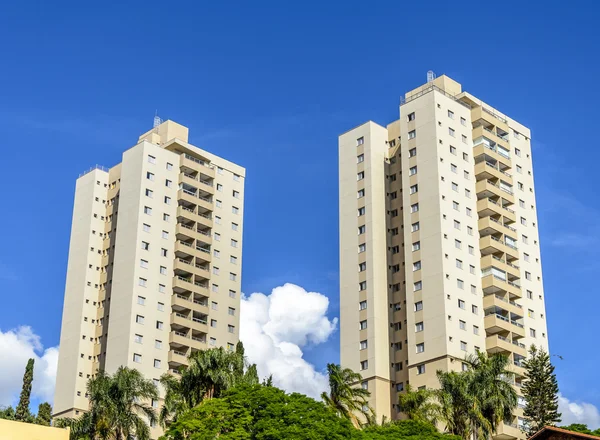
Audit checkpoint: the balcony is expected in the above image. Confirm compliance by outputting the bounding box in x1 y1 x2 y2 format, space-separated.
172 275 209 297
494 421 522 440
477 198 516 223
175 241 212 263
176 205 213 229
475 179 515 204
480 255 520 279
479 235 519 260
472 125 511 151
181 154 216 178
471 106 510 132
169 330 191 348
481 273 521 298
478 216 517 238
483 294 523 316
174 258 210 279
485 334 526 357
484 312 525 338
474 161 513 184
168 349 188 367
178 189 213 212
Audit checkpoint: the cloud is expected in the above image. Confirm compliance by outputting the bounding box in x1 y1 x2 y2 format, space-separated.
559 394 600 429
549 233 599 249
240 283 338 399
0 326 58 407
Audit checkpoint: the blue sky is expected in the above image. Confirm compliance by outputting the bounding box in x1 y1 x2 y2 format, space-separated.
1 0 599 422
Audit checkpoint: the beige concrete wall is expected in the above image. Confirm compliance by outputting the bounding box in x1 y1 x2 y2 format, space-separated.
0 419 69 440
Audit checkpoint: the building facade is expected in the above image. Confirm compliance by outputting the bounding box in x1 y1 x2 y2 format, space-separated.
339 75 548 438
54 120 245 438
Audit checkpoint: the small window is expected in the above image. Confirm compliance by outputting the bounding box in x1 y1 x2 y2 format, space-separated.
411 222 419 232
409 166 417 176
148 155 156 164
359 320 367 330
413 261 421 271
460 341 467 351
154 359 161 368
460 117 466 126
448 110 454 119
410 203 419 213
451 164 457 173
133 353 142 363
407 112 415 122
357 137 364 146
414 301 423 311
449 127 455 137
410 184 418 194
360 340 368 350
416 364 425 375
415 322 424 332
409 148 417 157
359 300 367 310
412 241 421 251
360 360 368 370
408 130 416 139
450 146 457 155
458 299 465 309
416 343 425 353
357 154 364 163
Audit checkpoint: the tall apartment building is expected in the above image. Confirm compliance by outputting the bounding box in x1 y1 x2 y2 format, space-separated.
54 120 245 438
339 74 548 439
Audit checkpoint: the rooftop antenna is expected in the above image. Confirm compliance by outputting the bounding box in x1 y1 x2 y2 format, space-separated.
153 110 163 129
427 70 436 83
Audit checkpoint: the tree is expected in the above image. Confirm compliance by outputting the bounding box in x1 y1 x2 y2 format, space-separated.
321 363 371 428
560 424 600 437
466 352 517 437
56 367 158 440
0 406 16 420
363 419 461 439
522 346 561 436
35 402 52 426
15 358 34 421
397 384 439 425
160 384 362 440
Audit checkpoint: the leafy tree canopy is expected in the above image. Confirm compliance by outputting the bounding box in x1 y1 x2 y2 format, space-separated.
363 420 460 439
560 424 600 437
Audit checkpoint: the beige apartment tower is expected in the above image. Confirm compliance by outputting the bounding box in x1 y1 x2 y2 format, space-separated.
339 74 548 439
54 120 245 437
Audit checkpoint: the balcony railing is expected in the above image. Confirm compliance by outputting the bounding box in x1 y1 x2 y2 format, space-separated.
192 317 207 325
483 161 512 178
174 331 188 337
400 84 472 109
173 350 187 356
484 197 515 214
184 153 214 169
482 106 508 124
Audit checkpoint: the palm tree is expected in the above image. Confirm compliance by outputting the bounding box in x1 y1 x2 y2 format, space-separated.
56 367 158 440
321 363 371 428
397 384 439 425
466 352 517 438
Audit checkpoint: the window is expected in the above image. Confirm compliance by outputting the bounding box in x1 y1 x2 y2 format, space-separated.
410 184 418 194
458 299 465 309
407 112 415 121
357 189 365 198
411 222 420 232
358 207 366 217
160 266 167 275
519 199 526 208
454 220 461 230
144 206 152 215
154 359 161 368
460 341 467 351
358 225 366 235
522 235 529 244
456 259 463 269
157 302 165 312
155 340 162 349
457 279 464 289
464 170 470 180
359 243 366 253
413 261 422 271
466 207 472 217
360 360 368 370
468 245 474 255
143 223 151 233
229 290 236 298
467 226 473 236
409 166 417 176
138 278 147 287
148 155 156 164
453 201 459 210
163 213 170 222
449 127 455 137
233 190 240 198
230 255 238 264
359 281 367 291
462 135 467 143
360 340 368 350
359 320 367 330
213 266 220 275
164 196 171 205
209 337 216 346
455 239 461 249
472 305 478 315
217 183 223 192
134 334 143 344
359 300 367 310
136 315 145 324
357 137 365 146
146 172 155 181
411 203 419 213
159 284 166 293
413 281 422 291
451 163 457 173
527 290 533 300
417 364 425 375
416 343 425 353
415 322 424 332
448 110 454 119
228 325 235 334
232 223 239 231
412 241 421 251
389 191 397 200
229 272 237 281
459 320 466 330
213 249 221 258
525 271 532 281
137 295 146 305
408 130 416 139
160 248 167 257
231 239 238 248
530 328 537 338
215 216 222 224
357 171 365 181
357 154 364 163
460 117 466 126
359 262 366 272
133 353 142 363
140 259 148 269
408 147 417 157
452 182 458 191
414 301 423 311
515 147 521 156
156 321 163 330
166 162 173 170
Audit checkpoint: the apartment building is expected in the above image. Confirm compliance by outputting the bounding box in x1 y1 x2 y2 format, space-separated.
54 120 245 438
339 74 548 439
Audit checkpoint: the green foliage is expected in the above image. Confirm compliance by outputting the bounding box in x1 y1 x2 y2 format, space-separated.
0 405 16 420
15 358 34 421
522 346 561 435
560 424 600 437
55 366 158 440
159 343 260 427
397 384 439 425
435 352 517 440
363 419 461 439
321 363 371 428
160 384 361 440
35 402 52 426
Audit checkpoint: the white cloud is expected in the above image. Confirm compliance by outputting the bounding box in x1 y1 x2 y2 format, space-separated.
240 283 338 399
0 326 58 407
559 394 600 429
